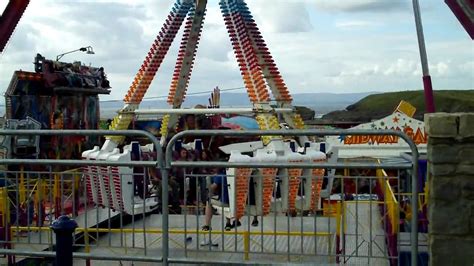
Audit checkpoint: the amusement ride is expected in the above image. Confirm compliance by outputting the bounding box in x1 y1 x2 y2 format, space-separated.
82 0 328 217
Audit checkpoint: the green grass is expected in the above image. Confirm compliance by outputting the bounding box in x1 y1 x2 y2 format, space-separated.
351 90 474 113
325 90 474 121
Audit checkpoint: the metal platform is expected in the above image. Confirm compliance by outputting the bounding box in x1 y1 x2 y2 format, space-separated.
341 202 390 266
75 214 338 264
2 203 391 265
2 207 121 264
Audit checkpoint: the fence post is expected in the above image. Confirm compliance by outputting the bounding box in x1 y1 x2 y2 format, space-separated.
243 231 250 260
51 215 78 266
161 168 170 266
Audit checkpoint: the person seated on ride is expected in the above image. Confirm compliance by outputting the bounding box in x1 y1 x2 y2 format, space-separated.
177 114 201 143
92 67 107 87
184 149 207 206
62 63 81 87
80 66 96 87
201 167 244 231
100 68 111 88
184 114 197 130
202 167 230 231
147 161 181 214
247 174 260 227
171 148 192 205
194 149 211 205
42 60 66 87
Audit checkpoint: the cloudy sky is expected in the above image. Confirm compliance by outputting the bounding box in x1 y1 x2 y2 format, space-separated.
0 0 472 104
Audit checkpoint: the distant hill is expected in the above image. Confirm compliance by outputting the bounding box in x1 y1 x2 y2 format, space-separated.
322 90 474 122
99 92 372 119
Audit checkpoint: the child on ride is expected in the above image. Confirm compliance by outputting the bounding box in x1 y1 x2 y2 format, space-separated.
201 168 239 231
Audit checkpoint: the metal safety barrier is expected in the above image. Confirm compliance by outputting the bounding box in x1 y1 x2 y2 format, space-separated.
0 130 165 265
0 129 419 265
165 129 419 265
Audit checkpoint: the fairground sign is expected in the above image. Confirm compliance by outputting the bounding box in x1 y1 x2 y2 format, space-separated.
326 111 427 158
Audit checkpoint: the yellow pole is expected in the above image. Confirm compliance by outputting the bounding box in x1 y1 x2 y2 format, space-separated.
53 173 60 216
74 173 80 191
243 231 250 260
343 168 349 177
19 166 26 204
335 201 341 236
53 174 59 202
0 188 8 227
84 228 91 266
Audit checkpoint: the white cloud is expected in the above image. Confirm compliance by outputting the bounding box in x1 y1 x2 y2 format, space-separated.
0 0 472 107
315 0 409 12
248 1 313 33
432 62 449 76
335 20 372 29
458 61 474 76
340 64 381 77
384 58 418 76
336 20 371 28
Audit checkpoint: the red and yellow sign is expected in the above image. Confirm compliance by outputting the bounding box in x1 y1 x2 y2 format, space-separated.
344 126 427 145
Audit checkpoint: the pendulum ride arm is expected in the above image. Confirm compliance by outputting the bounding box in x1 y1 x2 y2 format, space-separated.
220 0 281 145
0 0 30 53
221 0 308 146
103 0 193 150
233 1 306 129
160 0 208 145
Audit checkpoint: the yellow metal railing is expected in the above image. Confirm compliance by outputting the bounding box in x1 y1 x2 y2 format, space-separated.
0 168 83 225
11 226 332 261
0 187 9 226
11 226 332 236
376 168 399 235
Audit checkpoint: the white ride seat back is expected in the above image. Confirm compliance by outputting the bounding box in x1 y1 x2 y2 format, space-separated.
107 148 133 213
97 148 120 208
82 146 102 207
225 151 253 220
279 146 307 213
252 148 278 216
300 143 326 211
